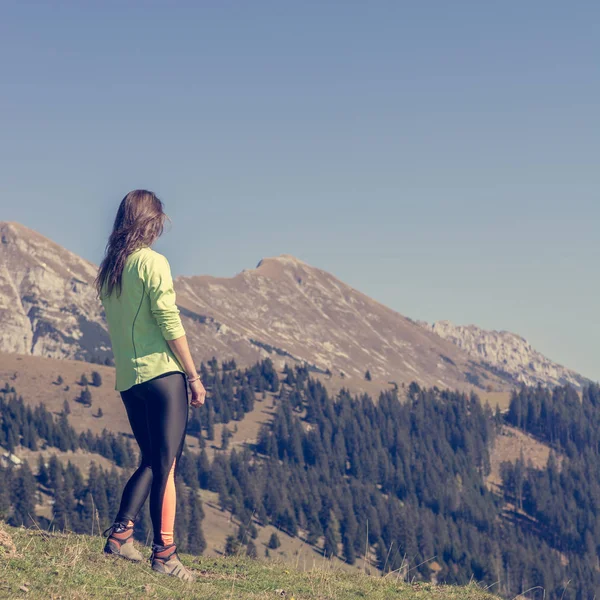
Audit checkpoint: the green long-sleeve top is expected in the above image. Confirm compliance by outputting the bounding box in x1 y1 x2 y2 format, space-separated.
100 246 186 392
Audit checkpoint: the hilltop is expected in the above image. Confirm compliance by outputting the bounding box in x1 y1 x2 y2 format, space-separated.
0 523 500 600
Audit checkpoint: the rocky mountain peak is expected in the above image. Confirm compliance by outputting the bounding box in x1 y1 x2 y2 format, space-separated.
0 221 98 280
256 253 306 268
0 221 108 361
251 254 315 280
419 319 589 389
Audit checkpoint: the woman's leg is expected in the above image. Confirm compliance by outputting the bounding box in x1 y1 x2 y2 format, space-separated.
144 371 189 547
104 383 154 560
113 386 154 525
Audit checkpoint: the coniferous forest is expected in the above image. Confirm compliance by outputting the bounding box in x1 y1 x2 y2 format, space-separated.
2 359 600 599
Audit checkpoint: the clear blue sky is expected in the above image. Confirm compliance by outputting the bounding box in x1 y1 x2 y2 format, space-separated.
1 1 598 381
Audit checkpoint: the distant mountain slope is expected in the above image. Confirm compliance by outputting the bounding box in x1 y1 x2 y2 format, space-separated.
419 320 590 389
174 255 511 391
0 221 521 392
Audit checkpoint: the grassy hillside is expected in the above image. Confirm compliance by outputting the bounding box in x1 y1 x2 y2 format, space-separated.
0 524 500 600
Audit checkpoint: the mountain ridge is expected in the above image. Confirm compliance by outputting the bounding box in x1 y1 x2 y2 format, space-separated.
0 220 586 392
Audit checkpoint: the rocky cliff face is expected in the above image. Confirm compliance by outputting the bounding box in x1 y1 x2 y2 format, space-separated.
0 222 112 363
419 320 589 389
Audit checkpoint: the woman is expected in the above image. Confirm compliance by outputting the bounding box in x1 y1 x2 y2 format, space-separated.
94 190 206 582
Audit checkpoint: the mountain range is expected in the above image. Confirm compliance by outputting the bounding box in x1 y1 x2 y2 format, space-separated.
0 220 588 392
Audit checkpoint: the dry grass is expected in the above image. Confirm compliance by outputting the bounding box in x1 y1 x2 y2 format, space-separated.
0 351 131 436
479 391 512 412
487 425 558 492
197 492 362 574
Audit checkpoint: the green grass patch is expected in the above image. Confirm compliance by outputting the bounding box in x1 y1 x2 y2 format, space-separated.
0 524 500 599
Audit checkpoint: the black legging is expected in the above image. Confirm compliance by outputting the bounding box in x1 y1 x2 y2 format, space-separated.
114 370 188 547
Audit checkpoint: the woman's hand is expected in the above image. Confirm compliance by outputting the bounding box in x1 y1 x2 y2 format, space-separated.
189 378 206 408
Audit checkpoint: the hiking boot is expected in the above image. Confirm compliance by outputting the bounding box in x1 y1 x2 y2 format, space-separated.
103 522 144 562
151 543 196 582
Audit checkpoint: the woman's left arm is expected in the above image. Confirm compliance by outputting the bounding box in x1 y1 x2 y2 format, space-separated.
143 252 187 341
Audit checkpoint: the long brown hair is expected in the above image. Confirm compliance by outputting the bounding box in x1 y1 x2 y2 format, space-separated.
94 190 170 300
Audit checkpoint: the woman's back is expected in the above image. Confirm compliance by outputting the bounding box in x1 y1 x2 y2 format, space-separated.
101 246 185 392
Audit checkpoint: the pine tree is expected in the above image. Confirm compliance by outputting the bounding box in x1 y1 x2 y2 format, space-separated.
221 426 231 450
187 490 206 554
324 508 341 559
37 455 49 487
206 404 215 441
224 534 241 556
6 426 17 453
87 462 109 526
180 451 199 489
52 476 70 531
91 371 102 387
174 479 190 551
79 490 96 534
0 466 11 520
376 537 389 572
79 386 92 407
246 540 258 558
10 461 37 527
197 449 210 489
105 467 122 518
48 455 63 490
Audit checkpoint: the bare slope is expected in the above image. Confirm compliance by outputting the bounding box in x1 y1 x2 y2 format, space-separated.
0 350 131 435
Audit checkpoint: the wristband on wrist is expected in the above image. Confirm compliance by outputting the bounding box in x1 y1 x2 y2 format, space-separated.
187 374 201 383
